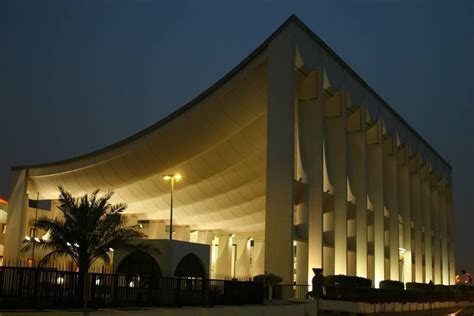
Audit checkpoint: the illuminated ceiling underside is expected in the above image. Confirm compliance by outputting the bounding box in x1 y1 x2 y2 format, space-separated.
20 16 451 236
27 57 268 234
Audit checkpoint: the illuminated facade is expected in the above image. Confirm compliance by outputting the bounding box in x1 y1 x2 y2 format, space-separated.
4 16 455 286
0 196 7 265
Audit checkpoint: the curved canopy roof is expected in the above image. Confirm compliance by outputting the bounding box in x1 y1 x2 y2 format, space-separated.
14 15 451 236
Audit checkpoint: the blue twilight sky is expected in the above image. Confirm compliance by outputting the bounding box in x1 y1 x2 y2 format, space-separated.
1 0 473 274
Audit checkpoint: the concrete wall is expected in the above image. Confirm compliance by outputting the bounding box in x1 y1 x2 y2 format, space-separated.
112 239 210 278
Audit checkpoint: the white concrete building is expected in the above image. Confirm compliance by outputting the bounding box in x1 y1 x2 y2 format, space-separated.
4 15 455 287
0 196 7 265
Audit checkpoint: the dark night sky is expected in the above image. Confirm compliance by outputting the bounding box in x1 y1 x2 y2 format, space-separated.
1 1 473 274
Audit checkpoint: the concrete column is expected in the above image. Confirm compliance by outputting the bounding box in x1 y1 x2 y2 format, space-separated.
298 70 324 284
446 186 455 284
347 107 367 278
197 230 214 245
438 184 449 285
215 235 232 279
127 215 138 227
383 135 399 281
367 120 384 287
294 200 309 284
235 238 251 280
420 166 432 283
409 159 423 283
430 176 441 284
397 148 412 283
252 239 265 277
324 91 347 275
295 87 309 285
264 25 296 283
148 221 167 239
175 226 190 241
4 169 29 261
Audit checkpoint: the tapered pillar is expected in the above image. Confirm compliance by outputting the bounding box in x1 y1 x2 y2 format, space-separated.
367 120 384 287
447 186 455 284
215 235 232 279
252 239 265 276
397 147 412 283
197 230 214 245
383 134 399 281
175 226 190 241
264 27 296 282
420 166 432 283
409 159 423 283
430 175 441 284
347 107 367 278
4 169 29 261
235 238 251 280
439 184 449 285
324 91 347 275
298 70 324 283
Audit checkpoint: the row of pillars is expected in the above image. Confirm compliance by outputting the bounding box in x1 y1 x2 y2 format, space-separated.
124 220 266 280
264 27 455 286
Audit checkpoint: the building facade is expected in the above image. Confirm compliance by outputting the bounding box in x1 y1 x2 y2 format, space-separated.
0 196 7 265
4 16 455 287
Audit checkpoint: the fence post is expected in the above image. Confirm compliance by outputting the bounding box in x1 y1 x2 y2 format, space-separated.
18 269 24 300
113 274 118 307
33 268 39 307
147 275 153 306
176 278 181 307
90 274 96 308
202 279 208 305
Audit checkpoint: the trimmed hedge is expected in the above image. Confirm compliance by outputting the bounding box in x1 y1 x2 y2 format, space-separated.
323 278 474 303
379 280 404 290
325 275 372 288
406 282 432 291
434 284 450 292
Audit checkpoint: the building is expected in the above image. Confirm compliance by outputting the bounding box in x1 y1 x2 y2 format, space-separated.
0 196 7 265
4 15 455 287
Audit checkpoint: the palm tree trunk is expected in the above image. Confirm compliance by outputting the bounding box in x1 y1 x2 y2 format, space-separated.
78 259 90 309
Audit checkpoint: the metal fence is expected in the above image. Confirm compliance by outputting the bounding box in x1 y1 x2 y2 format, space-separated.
0 266 264 309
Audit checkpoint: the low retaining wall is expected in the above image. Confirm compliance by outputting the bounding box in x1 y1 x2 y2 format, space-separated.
319 298 474 314
0 303 317 316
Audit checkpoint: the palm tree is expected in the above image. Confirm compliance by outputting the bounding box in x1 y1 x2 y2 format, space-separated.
22 186 149 274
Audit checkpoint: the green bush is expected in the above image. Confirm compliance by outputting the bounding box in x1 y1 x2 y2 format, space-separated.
434 284 450 292
325 275 372 288
405 282 431 291
380 280 404 290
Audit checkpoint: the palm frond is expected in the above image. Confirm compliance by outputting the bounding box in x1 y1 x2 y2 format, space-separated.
26 187 152 273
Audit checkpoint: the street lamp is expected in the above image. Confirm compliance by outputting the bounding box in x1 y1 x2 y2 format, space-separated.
163 173 182 241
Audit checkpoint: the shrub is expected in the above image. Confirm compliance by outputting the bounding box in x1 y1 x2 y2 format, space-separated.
434 284 450 292
406 282 431 291
325 275 372 288
380 280 404 290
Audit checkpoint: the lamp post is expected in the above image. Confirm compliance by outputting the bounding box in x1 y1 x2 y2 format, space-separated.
163 173 182 241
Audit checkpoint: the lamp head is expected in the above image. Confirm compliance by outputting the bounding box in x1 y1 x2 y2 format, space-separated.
163 174 182 181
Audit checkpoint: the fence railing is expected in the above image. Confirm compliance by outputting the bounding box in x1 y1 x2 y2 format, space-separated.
0 266 263 309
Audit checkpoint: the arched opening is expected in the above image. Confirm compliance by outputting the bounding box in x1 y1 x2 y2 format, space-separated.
116 251 161 276
174 253 206 278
